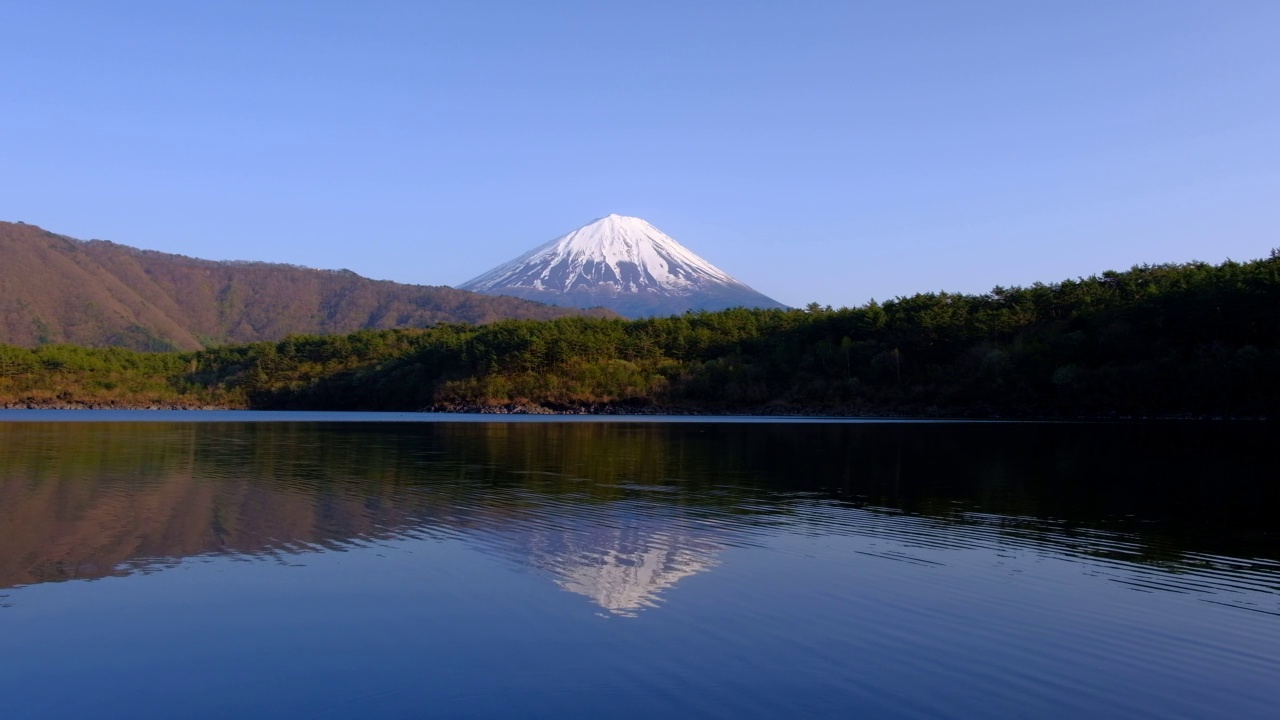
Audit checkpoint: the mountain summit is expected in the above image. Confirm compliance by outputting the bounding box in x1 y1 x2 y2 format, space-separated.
458 214 787 317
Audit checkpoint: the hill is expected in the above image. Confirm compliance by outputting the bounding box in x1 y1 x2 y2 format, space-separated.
0 221 610 350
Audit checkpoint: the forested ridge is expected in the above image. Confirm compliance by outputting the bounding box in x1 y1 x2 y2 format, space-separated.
0 220 608 351
2 252 1277 417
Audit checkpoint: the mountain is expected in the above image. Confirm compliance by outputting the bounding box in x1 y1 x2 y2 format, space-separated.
0 221 612 351
458 214 788 317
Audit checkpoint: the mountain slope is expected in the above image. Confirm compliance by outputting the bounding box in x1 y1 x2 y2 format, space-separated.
0 221 611 351
458 214 788 317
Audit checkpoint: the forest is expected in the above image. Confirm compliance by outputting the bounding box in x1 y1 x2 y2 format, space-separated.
2 252 1277 417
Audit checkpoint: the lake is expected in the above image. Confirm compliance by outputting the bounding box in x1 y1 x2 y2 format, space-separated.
1 412 1277 719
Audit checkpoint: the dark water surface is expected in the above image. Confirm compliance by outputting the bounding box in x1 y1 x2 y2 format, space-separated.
1 414 1277 719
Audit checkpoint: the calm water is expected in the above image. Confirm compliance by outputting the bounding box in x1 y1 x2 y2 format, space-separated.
1 414 1277 719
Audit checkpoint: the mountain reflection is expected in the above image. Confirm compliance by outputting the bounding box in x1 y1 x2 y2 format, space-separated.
0 422 745 612
1 419 1277 614
507 519 723 615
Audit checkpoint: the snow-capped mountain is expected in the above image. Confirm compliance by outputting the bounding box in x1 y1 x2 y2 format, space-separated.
458 214 788 317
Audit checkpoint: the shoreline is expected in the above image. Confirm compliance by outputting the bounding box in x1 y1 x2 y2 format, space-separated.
420 401 1267 421
0 400 232 411
0 398 1266 421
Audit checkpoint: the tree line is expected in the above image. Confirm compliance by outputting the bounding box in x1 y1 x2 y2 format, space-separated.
2 252 1277 416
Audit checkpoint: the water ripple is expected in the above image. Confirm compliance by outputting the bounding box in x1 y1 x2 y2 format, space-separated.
2 419 1278 718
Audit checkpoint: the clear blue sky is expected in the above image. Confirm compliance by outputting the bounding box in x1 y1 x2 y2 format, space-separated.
3 1 1277 308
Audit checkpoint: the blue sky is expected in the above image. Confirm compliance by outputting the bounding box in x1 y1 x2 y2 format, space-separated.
3 1 1277 308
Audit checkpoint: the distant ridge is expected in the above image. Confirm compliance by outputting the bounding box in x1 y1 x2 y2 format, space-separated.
459 214 788 317
0 221 612 351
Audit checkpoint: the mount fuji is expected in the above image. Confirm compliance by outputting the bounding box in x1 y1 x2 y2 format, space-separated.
458 214 788 317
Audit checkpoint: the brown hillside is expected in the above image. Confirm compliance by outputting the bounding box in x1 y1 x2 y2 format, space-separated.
0 221 612 350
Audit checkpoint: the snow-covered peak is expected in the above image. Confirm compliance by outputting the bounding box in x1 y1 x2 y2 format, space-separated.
460 214 739 293
457 214 788 317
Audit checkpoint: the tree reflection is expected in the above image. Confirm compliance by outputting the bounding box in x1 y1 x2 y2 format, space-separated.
0 420 1276 613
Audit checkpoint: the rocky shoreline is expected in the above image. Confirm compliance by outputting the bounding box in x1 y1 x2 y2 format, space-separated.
0 398 1264 421
420 401 910 417
417 401 1261 421
0 399 232 411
